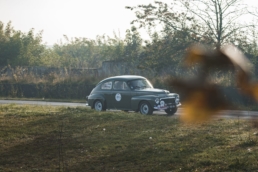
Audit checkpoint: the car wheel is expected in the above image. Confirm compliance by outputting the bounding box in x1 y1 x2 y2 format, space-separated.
139 101 153 115
165 107 177 116
94 100 106 111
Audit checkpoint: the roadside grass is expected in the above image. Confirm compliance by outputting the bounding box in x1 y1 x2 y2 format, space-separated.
0 105 258 171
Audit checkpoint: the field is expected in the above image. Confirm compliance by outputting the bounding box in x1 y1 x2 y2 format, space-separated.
0 104 258 171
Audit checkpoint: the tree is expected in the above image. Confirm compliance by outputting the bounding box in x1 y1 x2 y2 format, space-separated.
127 0 252 48
53 36 96 68
0 21 22 65
52 33 127 69
18 29 45 66
180 0 253 48
124 26 143 64
0 21 45 66
139 29 194 74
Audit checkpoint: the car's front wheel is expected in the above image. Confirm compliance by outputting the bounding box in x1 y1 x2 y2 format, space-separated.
94 100 106 111
165 107 177 115
139 101 153 115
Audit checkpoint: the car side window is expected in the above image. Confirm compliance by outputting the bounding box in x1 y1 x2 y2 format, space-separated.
101 81 112 90
113 81 129 90
123 82 129 90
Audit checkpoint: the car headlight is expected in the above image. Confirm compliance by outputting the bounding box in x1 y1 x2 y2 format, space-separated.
175 96 180 104
155 98 160 104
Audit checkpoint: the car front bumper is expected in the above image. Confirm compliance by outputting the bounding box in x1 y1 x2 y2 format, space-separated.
153 102 181 110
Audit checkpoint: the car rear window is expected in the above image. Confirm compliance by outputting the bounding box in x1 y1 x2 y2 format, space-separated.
101 81 112 90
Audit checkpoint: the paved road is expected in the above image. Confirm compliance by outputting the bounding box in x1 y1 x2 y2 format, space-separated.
0 100 86 107
0 100 258 118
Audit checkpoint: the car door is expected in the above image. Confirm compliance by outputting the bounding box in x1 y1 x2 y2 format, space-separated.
100 81 114 109
112 80 131 110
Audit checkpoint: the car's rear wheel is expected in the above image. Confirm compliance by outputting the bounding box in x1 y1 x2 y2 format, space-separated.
139 101 153 115
94 100 106 111
165 107 177 115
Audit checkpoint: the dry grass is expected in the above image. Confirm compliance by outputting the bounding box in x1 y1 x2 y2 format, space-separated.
0 66 101 85
1 65 237 87
0 104 258 171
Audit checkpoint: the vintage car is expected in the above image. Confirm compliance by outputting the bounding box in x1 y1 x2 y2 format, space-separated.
86 75 181 115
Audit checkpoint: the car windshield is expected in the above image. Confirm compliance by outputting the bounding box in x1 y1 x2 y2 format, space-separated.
127 79 153 90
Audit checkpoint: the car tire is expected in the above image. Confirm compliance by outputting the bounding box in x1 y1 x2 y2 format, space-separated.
94 100 106 111
139 101 153 115
165 107 177 115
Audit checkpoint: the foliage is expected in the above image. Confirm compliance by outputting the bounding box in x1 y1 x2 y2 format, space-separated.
53 36 105 68
37 48 62 67
1 0 258 76
124 26 143 64
236 28 258 75
0 21 47 66
140 29 194 74
52 28 143 68
124 0 258 74
0 21 143 69
127 0 252 48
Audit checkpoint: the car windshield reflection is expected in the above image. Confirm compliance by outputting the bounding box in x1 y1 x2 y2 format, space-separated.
127 79 153 90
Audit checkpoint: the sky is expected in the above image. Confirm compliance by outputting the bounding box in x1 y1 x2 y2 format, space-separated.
1 0 258 45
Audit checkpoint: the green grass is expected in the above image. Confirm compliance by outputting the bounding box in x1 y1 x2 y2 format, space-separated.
0 105 258 171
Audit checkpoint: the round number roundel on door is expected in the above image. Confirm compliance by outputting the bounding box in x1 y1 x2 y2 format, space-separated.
115 93 122 101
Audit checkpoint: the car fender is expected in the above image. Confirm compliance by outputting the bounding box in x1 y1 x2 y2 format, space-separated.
131 95 158 111
88 94 106 108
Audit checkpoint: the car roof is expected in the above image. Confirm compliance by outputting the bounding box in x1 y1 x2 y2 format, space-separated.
99 75 147 83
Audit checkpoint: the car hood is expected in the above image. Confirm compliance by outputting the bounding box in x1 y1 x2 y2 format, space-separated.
135 88 170 95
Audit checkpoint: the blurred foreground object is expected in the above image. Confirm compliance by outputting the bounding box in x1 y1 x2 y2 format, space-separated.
169 44 257 123
237 68 258 102
170 78 228 123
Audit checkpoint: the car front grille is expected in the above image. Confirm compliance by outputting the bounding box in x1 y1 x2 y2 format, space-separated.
162 98 175 105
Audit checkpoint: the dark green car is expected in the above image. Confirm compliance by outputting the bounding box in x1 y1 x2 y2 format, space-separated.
86 75 181 115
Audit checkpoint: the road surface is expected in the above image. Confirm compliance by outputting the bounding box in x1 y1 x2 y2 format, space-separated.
0 100 258 118
0 100 86 107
